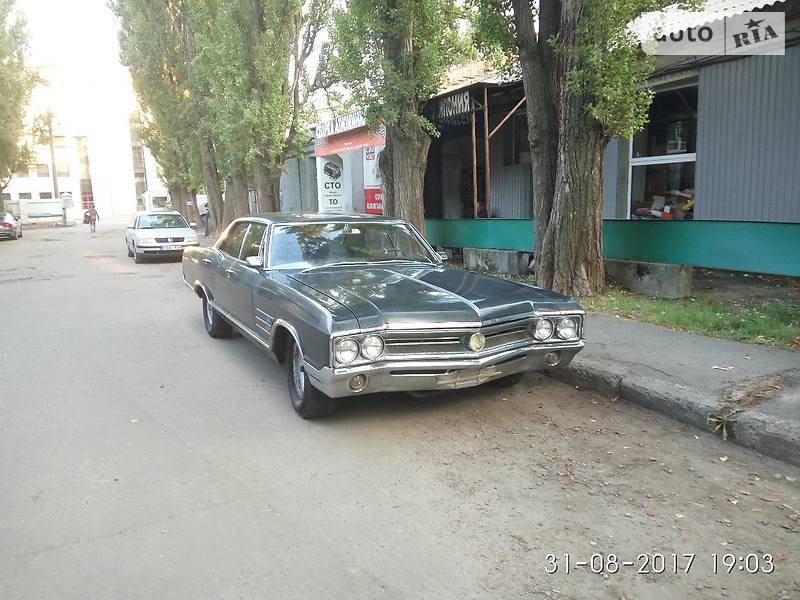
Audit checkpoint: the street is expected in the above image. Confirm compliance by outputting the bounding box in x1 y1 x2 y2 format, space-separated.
1 224 798 600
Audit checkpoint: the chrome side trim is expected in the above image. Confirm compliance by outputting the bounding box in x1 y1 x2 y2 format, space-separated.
209 300 272 354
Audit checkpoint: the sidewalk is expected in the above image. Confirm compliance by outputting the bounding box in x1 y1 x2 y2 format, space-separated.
548 313 800 466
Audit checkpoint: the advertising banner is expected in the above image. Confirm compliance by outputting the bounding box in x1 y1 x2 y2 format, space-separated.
318 155 345 213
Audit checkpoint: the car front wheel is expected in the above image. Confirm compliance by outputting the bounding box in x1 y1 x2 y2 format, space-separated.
286 338 336 419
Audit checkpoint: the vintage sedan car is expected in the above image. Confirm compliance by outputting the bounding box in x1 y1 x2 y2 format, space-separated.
0 212 22 240
182 214 585 418
125 210 199 263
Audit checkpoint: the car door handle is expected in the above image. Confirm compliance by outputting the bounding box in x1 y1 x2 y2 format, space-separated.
224 269 238 279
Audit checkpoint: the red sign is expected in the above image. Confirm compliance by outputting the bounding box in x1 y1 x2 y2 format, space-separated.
315 126 386 157
364 187 384 215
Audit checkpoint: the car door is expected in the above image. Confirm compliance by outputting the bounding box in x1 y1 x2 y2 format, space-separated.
212 221 249 316
223 221 268 330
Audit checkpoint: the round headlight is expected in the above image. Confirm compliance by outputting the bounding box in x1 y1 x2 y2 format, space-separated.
334 338 359 364
556 317 578 340
468 332 486 351
361 334 384 360
533 319 554 341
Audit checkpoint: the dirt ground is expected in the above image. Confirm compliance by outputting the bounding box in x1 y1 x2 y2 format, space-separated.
693 268 800 305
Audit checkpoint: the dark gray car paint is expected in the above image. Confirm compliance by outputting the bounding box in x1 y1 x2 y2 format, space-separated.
182 214 583 370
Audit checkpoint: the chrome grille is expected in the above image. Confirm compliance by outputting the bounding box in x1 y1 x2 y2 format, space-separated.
383 320 534 358
381 315 581 359
155 236 185 243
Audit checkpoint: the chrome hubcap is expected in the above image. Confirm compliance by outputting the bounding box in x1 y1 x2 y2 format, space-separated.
292 345 305 398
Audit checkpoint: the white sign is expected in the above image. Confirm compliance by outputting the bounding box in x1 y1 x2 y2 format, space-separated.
640 11 785 56
318 156 345 213
315 111 367 139
438 91 470 120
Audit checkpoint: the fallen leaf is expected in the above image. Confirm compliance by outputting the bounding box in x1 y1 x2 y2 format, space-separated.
759 496 783 503
712 365 735 371
719 456 729 462
674 513 685 519
786 476 797 482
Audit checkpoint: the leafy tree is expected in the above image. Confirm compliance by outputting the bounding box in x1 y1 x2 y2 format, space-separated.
190 0 329 216
330 0 464 234
114 0 227 228
473 0 695 296
0 0 36 193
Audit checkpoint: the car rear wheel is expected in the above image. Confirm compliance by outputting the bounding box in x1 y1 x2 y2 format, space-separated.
286 338 336 419
202 293 233 338
490 372 525 388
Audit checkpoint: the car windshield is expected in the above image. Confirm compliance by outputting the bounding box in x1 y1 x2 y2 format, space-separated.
269 222 435 270
137 214 188 229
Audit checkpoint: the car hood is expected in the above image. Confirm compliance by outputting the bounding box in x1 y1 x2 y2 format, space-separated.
288 265 581 330
134 227 196 239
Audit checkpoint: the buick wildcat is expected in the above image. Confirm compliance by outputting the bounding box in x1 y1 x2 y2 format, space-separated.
182 214 585 418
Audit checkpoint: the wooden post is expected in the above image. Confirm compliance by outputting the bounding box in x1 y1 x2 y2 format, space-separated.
483 87 491 218
470 97 478 219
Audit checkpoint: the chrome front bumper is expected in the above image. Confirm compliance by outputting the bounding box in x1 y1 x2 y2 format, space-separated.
304 341 585 398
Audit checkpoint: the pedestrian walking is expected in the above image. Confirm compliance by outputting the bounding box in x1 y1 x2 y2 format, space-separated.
83 204 99 233
201 205 211 237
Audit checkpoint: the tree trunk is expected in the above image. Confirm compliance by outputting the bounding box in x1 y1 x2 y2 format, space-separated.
255 157 281 213
538 94 606 296
197 134 225 231
513 0 606 297
378 124 430 235
227 169 251 219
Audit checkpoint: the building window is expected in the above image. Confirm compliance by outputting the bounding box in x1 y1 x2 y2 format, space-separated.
629 86 697 219
18 192 31 200
1 192 9 209
39 192 53 199
36 163 50 178
56 164 70 177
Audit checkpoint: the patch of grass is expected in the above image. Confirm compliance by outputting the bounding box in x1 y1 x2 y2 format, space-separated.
580 286 800 349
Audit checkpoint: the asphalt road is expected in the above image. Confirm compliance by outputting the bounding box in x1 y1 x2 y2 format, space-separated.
1 223 799 600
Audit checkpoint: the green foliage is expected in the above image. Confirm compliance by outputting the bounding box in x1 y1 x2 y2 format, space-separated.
472 0 703 139
330 0 464 135
708 406 744 441
0 0 36 190
113 0 203 192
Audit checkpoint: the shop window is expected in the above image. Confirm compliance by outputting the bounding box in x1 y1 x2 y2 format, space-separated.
629 85 697 219
36 164 50 177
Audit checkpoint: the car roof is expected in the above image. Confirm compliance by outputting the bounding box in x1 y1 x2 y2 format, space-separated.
245 212 404 225
135 210 184 216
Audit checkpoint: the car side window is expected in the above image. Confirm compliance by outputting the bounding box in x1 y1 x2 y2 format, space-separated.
219 222 249 257
239 223 267 260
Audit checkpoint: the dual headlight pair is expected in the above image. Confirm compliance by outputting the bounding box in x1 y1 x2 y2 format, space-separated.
532 317 579 341
334 334 384 365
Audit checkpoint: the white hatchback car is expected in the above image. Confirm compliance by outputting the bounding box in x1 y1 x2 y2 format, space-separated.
125 211 199 263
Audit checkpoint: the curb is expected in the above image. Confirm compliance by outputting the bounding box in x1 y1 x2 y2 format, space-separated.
546 357 800 467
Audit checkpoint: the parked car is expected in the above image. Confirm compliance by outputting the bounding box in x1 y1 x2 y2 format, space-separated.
125 210 198 263
0 212 22 240
182 214 585 418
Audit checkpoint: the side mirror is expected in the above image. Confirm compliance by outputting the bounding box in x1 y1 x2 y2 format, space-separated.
245 256 263 268
437 251 449 262
189 222 197 227
126 225 133 229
